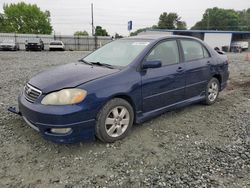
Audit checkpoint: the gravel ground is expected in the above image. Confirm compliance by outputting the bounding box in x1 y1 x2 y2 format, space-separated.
0 51 249 188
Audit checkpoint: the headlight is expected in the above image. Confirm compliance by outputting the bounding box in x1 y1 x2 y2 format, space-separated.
41 88 87 105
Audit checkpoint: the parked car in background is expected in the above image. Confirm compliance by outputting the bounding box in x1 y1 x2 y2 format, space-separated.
231 41 249 52
49 41 65 51
9 35 229 144
0 39 19 51
25 38 44 51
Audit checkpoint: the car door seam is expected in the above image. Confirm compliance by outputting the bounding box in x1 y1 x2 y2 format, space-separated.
144 86 185 100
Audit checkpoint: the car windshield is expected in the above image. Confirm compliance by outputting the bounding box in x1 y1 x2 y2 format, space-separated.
27 39 40 43
2 40 14 44
83 39 151 67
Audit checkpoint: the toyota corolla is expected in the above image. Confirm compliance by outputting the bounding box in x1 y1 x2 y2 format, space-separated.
9 35 229 143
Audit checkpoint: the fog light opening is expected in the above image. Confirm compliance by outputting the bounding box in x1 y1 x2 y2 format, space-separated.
50 128 72 134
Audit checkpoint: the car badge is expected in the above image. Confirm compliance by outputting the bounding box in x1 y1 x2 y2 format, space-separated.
27 88 32 94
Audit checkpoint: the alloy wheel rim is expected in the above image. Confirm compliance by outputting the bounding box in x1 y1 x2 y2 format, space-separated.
105 106 130 138
208 82 219 102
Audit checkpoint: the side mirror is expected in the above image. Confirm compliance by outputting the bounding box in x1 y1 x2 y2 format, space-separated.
214 47 225 55
142 60 162 69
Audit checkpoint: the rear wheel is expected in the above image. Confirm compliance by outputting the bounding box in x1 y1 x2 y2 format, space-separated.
204 78 220 105
96 98 134 143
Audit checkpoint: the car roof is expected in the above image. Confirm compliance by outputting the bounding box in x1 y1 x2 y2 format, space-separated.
124 34 200 41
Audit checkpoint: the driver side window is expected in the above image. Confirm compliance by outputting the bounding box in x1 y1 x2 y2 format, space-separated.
146 40 179 66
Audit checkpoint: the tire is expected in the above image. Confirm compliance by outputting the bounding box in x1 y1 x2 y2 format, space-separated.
204 78 220 105
96 98 134 143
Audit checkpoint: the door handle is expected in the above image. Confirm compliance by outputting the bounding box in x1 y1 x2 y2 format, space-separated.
207 61 211 64
176 67 184 72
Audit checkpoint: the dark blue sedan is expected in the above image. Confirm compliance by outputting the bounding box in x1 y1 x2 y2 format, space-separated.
10 35 229 143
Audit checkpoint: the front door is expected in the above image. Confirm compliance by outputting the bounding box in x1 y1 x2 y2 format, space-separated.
141 40 186 113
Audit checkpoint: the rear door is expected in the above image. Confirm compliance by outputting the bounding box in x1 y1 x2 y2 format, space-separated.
179 39 211 99
141 39 186 113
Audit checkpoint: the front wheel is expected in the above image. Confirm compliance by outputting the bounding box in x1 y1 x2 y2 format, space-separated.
204 78 220 105
96 98 134 143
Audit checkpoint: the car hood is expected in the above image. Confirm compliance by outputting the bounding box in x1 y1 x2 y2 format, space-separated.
29 63 119 93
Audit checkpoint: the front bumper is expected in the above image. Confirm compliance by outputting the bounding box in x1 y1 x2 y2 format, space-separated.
49 46 65 51
26 44 42 50
0 46 15 50
10 94 97 143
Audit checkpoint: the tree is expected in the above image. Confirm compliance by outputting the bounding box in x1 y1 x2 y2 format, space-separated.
157 12 187 30
1 2 52 34
114 33 123 39
130 12 186 36
130 27 152 36
0 13 8 32
74 31 89 36
238 8 250 31
191 7 240 30
176 21 187 30
95 26 109 36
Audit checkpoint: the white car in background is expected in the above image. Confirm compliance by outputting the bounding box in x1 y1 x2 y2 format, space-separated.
231 41 249 51
49 41 65 51
0 39 19 51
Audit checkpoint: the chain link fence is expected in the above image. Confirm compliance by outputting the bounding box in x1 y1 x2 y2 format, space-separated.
0 33 112 51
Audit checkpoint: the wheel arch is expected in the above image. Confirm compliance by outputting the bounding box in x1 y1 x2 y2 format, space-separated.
104 94 137 123
212 74 222 89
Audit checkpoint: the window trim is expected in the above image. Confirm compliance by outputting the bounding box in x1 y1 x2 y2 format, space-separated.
142 39 181 68
179 39 211 62
202 46 211 59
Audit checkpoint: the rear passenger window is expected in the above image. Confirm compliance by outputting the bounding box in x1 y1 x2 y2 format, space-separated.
147 40 179 66
181 40 204 61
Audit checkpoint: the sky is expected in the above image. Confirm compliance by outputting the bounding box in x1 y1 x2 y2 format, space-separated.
0 0 250 36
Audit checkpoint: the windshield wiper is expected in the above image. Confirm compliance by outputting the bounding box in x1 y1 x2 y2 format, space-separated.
78 59 93 66
78 59 114 69
89 61 115 69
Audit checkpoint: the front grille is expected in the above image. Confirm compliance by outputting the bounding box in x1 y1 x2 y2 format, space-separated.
28 43 38 46
24 84 42 103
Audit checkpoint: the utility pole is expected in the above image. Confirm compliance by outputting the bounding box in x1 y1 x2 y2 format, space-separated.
91 3 94 36
207 11 210 30
53 30 56 40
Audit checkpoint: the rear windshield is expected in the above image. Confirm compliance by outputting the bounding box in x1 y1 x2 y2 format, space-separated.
50 42 62 45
